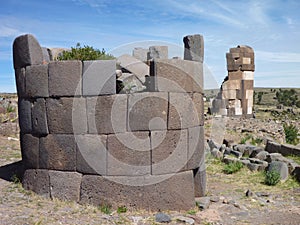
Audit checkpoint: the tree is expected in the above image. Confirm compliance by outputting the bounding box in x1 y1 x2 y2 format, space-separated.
57 43 115 61
275 89 298 106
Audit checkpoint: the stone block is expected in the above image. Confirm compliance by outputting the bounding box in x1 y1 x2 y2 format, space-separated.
151 130 188 175
168 92 203 129
82 60 116 96
49 171 82 201
48 48 69 60
148 46 168 60
230 45 254 54
235 107 243 115
80 171 195 211
194 167 206 197
281 144 295 156
151 59 203 93
245 89 254 99
22 169 50 197
87 95 127 134
39 134 76 171
242 80 254 90
143 170 195 210
183 34 204 63
128 92 168 131
42 47 50 63
13 34 43 69
20 134 39 169
117 73 145 93
48 60 82 96
32 98 48 135
107 132 151 176
268 161 289 181
18 99 32 133
228 71 243 80
15 68 26 98
117 54 149 83
25 64 49 97
46 97 87 134
76 134 107 175
222 80 241 90
222 89 237 99
243 71 254 80
133 47 149 62
242 57 251 64
188 126 205 170
266 141 281 153
80 175 146 209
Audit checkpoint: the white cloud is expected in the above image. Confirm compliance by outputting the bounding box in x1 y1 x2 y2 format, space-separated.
0 25 20 37
256 51 300 63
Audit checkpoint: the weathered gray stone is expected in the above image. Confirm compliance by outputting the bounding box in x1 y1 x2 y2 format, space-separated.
87 95 127 134
22 169 50 197
117 54 149 83
48 60 82 96
194 167 206 197
281 144 298 156
150 59 203 93
76 135 107 175
266 153 289 163
211 148 223 159
25 64 49 97
143 170 196 210
13 34 43 69
152 129 187 175
32 98 48 135
148 46 168 60
107 132 151 176
15 68 26 98
49 171 82 201
155 213 171 223
39 134 76 171
183 34 204 63
117 73 146 94
188 126 205 170
268 161 289 181
168 93 203 130
175 216 195 225
81 171 195 211
196 196 210 210
247 163 259 171
128 92 168 131
249 147 264 158
255 151 270 161
18 99 32 133
239 159 250 166
46 97 87 134
48 48 69 60
223 156 238 164
20 134 39 169
42 47 50 63
132 47 149 62
207 139 220 151
82 60 116 96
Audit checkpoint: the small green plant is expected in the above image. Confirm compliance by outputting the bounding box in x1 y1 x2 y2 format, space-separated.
239 133 252 144
57 43 115 61
11 174 20 184
6 104 15 113
265 170 281 186
186 209 197 215
251 137 263 146
117 205 127 213
223 161 243 174
99 203 112 214
283 123 299 145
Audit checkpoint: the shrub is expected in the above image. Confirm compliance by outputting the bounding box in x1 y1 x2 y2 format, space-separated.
283 123 299 145
57 43 115 61
276 89 298 106
99 203 112 214
223 161 243 174
265 170 281 186
117 206 127 213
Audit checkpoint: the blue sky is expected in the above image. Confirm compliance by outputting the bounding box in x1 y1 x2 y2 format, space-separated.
0 0 300 92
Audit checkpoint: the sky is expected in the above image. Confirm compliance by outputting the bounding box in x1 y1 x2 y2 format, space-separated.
0 0 300 92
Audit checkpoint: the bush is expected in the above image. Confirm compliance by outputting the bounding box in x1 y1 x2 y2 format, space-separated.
223 161 243 174
283 123 299 145
276 89 298 106
265 170 281 186
117 206 127 213
57 43 115 61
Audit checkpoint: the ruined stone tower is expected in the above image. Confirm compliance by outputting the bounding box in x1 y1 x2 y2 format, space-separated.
211 45 255 117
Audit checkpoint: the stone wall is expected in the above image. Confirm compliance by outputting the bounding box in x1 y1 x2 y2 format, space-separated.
13 34 205 211
211 45 255 117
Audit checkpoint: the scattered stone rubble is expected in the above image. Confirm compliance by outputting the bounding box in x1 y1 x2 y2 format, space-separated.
207 139 300 182
211 45 255 118
13 33 205 211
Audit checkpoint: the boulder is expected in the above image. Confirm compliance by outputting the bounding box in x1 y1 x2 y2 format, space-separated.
268 161 289 181
255 151 270 161
211 148 223 159
196 197 211 210
155 213 171 223
249 147 264 158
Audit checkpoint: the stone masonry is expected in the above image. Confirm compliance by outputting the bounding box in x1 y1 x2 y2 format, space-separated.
14 34 206 211
211 45 255 117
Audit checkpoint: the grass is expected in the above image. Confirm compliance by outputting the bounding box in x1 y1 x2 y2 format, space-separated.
223 162 244 174
265 170 281 186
